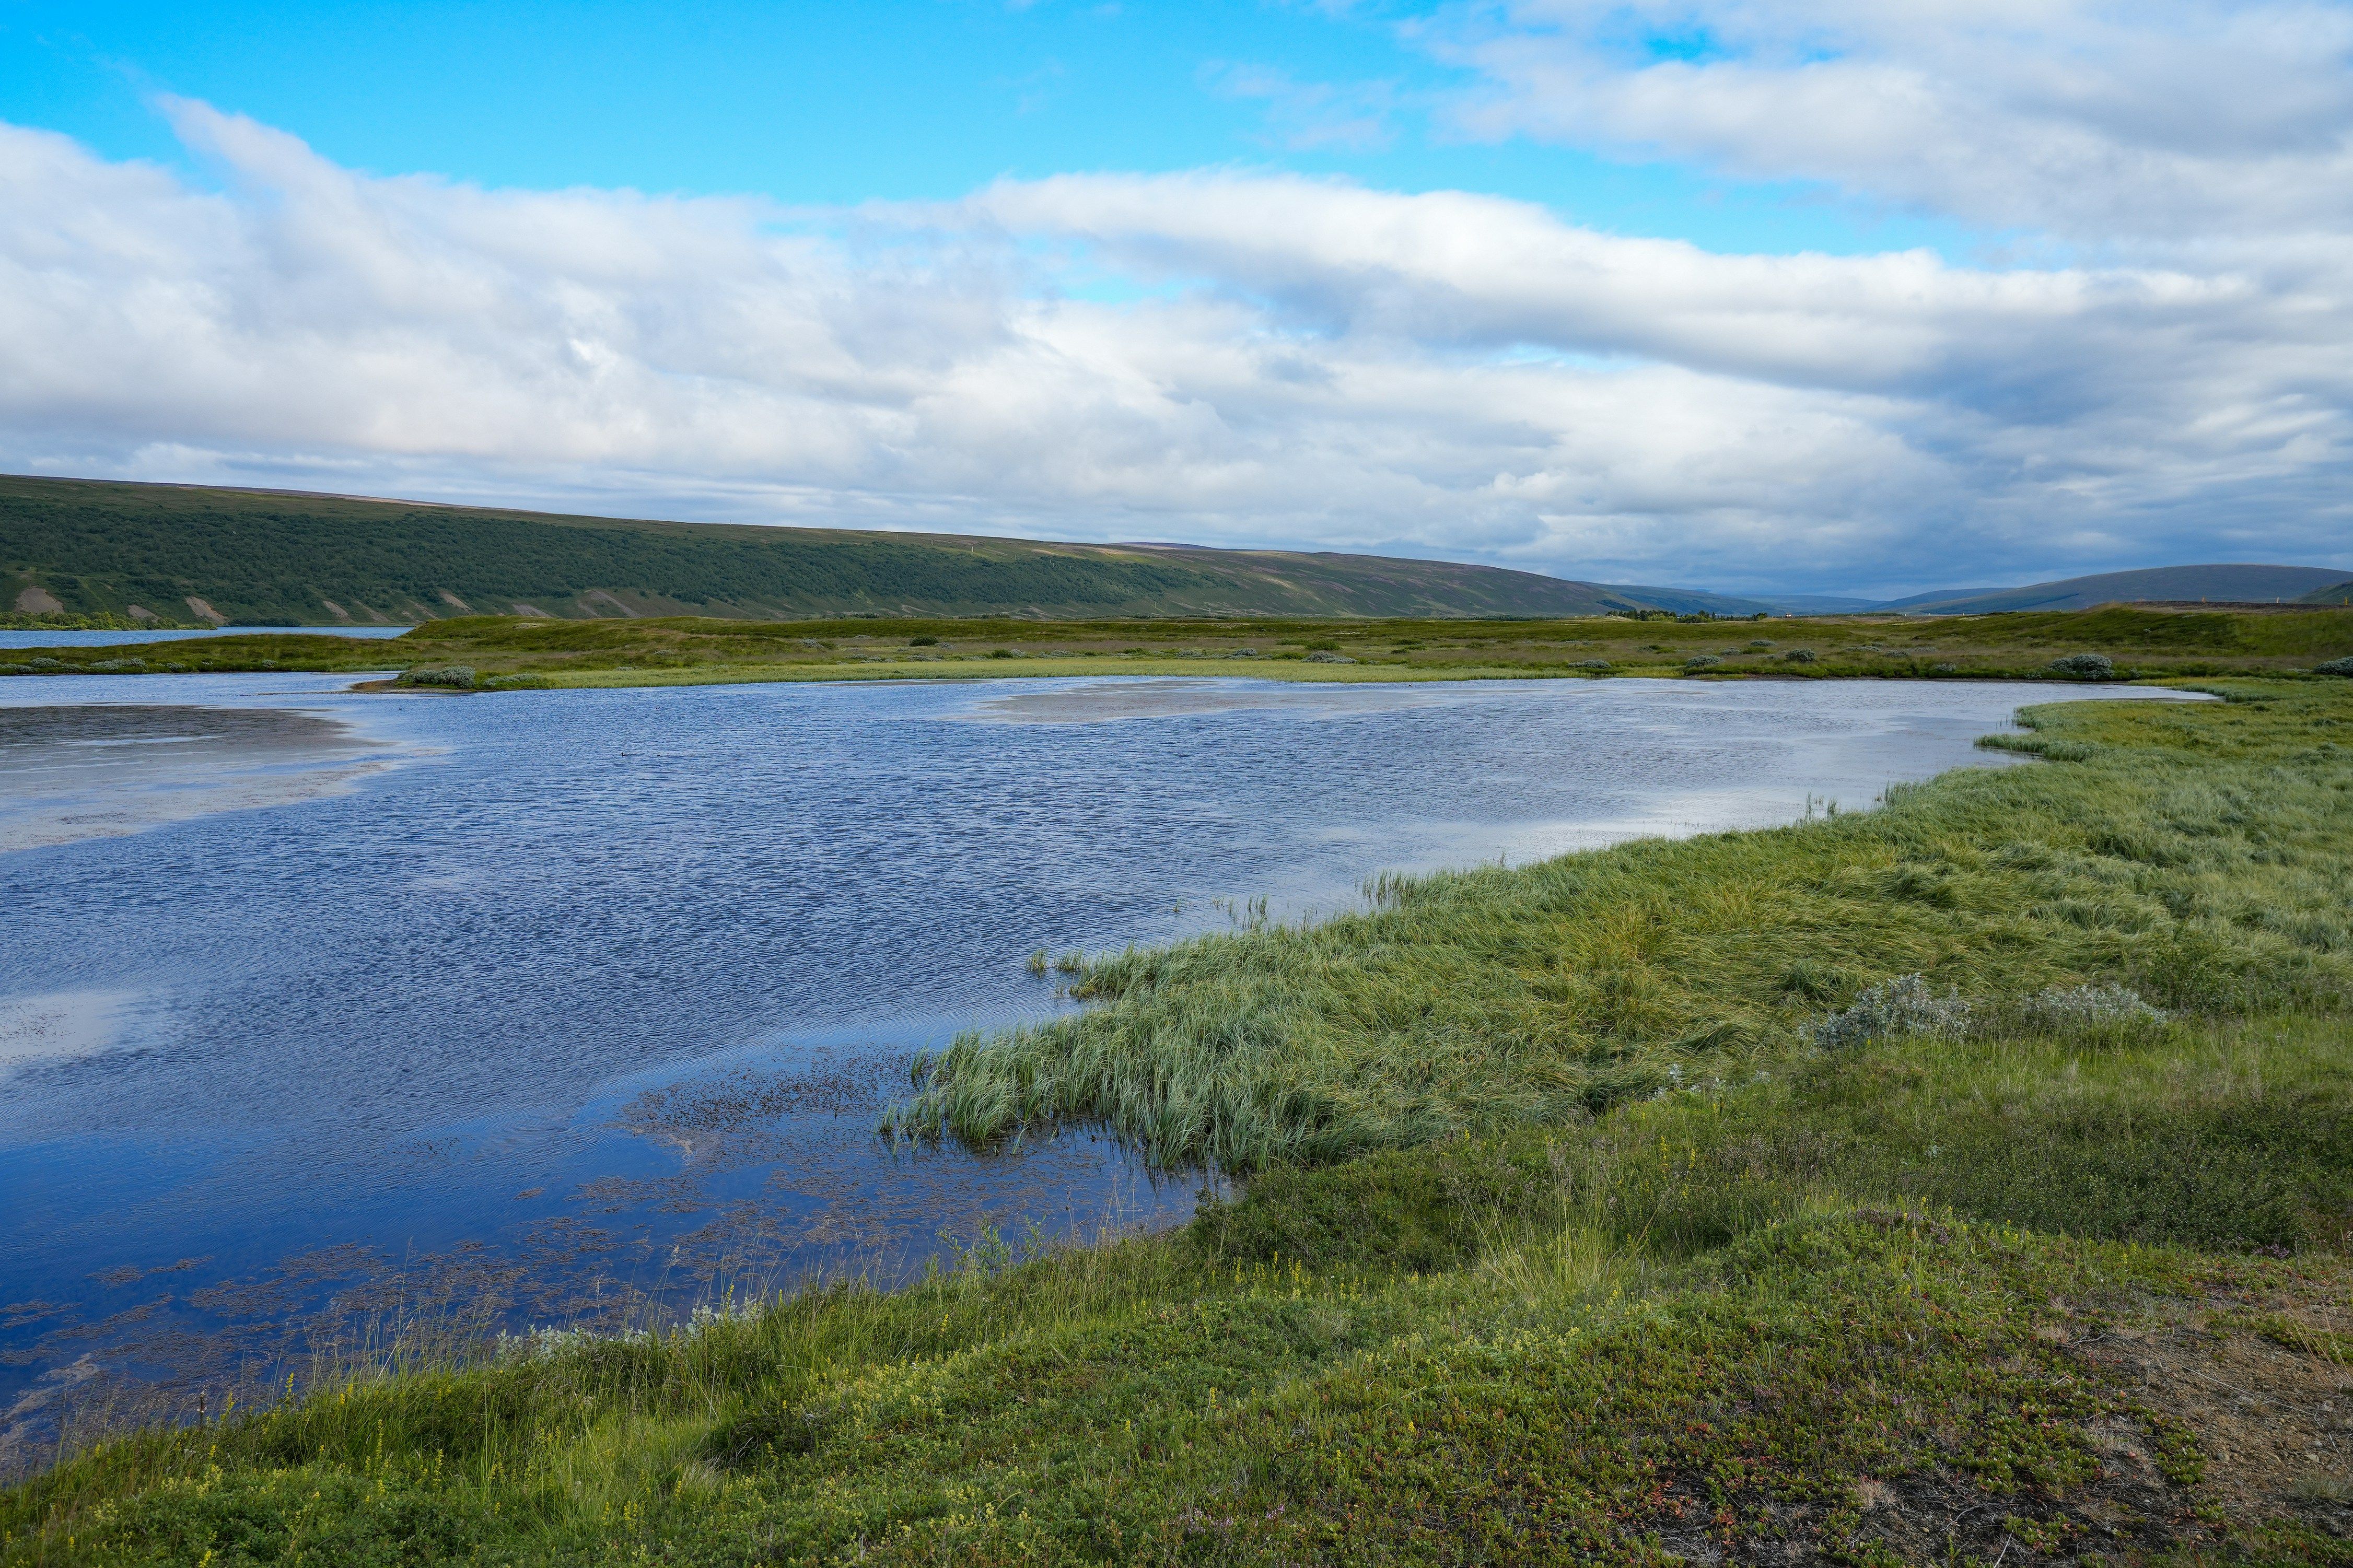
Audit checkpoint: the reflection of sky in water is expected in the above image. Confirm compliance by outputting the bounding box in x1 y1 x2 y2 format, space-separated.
0 672 2199 1459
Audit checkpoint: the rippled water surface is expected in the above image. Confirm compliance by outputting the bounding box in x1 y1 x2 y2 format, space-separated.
0 672 2192 1461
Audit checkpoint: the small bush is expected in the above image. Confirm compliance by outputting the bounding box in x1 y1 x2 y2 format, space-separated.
87 658 147 673
398 664 477 689
1685 654 1722 670
1813 974 1973 1050
1577 659 1612 671
2047 652 2116 681
2316 655 2353 677
908 635 939 647
1305 651 1358 664
988 648 1017 659
1784 649 1817 663
2017 982 2166 1038
1747 639 1775 650
1931 661 1958 674
1305 639 1341 652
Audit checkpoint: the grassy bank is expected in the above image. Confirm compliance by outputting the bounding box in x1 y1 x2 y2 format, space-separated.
6 685 2353 1564
6 602 2352 689
896 682 2353 1169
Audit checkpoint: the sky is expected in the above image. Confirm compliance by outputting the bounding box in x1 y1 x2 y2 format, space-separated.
3 1 2350 598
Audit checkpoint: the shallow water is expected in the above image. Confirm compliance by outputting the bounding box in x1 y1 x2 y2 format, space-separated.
0 627 411 650
0 673 2194 1461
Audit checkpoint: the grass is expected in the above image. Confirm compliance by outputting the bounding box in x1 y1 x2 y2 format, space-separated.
7 682 2353 1564
894 682 2353 1169
8 602 2353 690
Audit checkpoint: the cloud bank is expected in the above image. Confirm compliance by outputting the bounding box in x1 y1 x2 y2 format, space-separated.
3 20 2349 594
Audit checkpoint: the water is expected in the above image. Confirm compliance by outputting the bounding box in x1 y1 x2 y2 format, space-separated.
0 673 2195 1462
0 627 412 650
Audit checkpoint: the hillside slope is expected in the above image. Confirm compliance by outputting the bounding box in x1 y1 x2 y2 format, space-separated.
2302 578 2353 605
1895 563 2348 614
0 475 1651 624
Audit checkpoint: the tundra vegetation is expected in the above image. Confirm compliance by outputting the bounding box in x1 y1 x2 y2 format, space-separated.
7 682 2353 1564
5 603 2350 690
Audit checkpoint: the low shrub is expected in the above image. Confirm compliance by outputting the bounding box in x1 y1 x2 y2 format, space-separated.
1784 648 1817 663
2047 652 2116 680
1812 973 1973 1049
1684 654 1721 670
398 664 477 689
2017 981 2167 1037
2316 654 2353 677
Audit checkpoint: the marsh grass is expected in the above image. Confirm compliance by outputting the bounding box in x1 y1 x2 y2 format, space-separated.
891 683 2353 1171
10 680 2353 1564
15 1010 2353 1564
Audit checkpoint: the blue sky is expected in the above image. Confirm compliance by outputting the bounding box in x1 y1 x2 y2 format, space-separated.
2 0 2348 595
3 0 1965 253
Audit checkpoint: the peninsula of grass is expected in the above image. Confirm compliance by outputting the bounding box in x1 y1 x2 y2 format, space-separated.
7 601 2351 692
9 686 2353 1563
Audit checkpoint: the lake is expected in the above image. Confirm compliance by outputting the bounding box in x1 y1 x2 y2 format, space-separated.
0 673 2194 1466
0 627 412 650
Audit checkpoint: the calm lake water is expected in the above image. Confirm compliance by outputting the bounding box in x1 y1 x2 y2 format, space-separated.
0 673 2193 1463
0 627 411 649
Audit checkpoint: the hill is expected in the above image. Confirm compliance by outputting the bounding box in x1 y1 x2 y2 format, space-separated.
0 475 1659 625
1890 563 2349 615
2302 578 2353 605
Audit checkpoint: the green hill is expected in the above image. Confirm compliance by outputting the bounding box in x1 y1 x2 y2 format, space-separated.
2302 578 2353 606
0 474 1654 625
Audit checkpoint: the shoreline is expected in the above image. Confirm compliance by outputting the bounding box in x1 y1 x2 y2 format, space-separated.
6 678 2351 1564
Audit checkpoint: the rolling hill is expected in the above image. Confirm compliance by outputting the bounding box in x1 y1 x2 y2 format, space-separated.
2302 578 2353 605
0 475 1677 625
1888 563 2349 615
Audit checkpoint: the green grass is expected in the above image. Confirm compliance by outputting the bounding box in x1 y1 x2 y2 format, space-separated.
895 682 2353 1169
9 602 2352 690
7 681 2353 1565
11 1019 2352 1563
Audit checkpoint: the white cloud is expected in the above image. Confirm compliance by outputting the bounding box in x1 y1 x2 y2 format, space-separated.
0 96 2347 595
1427 1 2353 243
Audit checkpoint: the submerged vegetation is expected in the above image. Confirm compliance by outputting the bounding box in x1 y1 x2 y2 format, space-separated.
6 602 2351 689
6 686 2353 1563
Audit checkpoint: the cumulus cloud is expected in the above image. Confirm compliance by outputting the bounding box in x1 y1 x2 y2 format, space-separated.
0 93 2347 593
1428 0 2353 243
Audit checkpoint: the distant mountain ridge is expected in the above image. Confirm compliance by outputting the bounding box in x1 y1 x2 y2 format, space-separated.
1887 564 2349 616
0 475 1702 625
